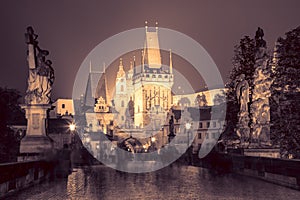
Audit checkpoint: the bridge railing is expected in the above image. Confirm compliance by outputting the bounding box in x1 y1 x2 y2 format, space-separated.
0 160 56 198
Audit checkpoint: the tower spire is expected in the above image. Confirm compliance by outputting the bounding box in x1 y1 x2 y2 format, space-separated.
133 55 136 75
141 50 145 73
169 49 173 74
130 60 133 70
103 62 106 74
89 60 92 73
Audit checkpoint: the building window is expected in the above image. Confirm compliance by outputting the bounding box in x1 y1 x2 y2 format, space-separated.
199 122 203 128
152 75 156 78
206 133 209 139
121 116 124 121
121 100 124 107
198 133 202 139
62 104 65 109
206 122 210 128
213 121 216 127
121 85 124 92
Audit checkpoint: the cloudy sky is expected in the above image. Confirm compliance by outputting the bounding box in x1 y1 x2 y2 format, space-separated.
0 0 299 100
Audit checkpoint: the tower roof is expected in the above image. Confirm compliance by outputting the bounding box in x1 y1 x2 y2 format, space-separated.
144 26 162 69
84 64 109 107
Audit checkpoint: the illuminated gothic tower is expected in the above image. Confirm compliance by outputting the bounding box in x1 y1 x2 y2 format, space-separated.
133 23 174 129
115 58 133 128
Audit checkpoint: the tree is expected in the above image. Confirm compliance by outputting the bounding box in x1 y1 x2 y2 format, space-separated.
0 87 25 163
270 26 300 158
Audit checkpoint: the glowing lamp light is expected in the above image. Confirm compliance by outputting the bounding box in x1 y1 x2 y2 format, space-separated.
85 137 91 143
185 122 191 130
69 123 76 131
151 137 156 142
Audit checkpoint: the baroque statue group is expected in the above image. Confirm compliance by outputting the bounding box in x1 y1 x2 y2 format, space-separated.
25 26 54 105
235 28 271 148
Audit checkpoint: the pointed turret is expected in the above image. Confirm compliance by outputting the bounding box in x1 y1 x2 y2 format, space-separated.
117 58 125 78
133 55 136 75
169 49 173 74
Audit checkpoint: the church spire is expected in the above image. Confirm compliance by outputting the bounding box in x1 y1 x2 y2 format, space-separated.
117 58 125 78
169 49 173 74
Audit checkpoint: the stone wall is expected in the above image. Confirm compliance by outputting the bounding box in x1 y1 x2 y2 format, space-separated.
193 152 300 190
0 160 55 198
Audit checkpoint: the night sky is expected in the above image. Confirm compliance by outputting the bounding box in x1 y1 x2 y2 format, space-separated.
0 0 299 100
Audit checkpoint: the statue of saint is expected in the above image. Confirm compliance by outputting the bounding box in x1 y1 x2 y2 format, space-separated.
169 115 175 135
24 27 54 104
236 74 249 113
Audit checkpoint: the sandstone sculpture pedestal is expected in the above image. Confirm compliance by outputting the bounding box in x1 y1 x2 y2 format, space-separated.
18 104 53 161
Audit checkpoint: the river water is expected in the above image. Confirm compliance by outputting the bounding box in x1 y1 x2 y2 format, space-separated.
7 164 300 200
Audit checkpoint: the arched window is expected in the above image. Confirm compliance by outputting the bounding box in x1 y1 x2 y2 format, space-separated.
121 85 124 92
121 100 124 107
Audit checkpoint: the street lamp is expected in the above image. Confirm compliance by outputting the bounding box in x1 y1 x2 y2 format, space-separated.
151 136 156 143
69 123 76 131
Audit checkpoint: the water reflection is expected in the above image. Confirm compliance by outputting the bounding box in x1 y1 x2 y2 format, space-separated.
7 164 300 200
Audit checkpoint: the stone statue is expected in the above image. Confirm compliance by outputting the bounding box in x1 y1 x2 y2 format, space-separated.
24 27 54 104
169 115 174 135
255 27 266 49
235 74 250 145
250 57 271 146
236 74 249 113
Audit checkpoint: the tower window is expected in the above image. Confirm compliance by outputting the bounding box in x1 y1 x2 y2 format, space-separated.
207 122 210 128
121 85 124 92
121 100 124 107
199 122 203 128
198 133 202 139
62 104 65 109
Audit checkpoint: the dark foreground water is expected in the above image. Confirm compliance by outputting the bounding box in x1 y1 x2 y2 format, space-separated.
7 164 300 200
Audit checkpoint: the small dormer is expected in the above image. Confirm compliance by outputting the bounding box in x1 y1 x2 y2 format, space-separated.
94 96 109 113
